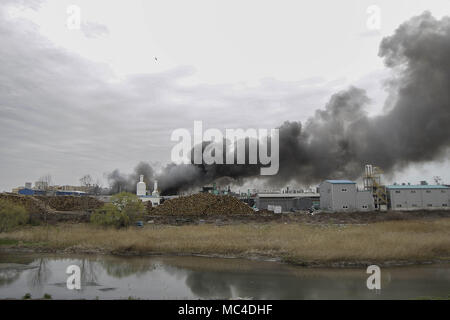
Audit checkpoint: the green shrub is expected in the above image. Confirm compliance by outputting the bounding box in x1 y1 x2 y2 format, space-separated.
90 193 145 228
90 203 130 228
111 192 145 222
0 199 29 232
22 293 32 300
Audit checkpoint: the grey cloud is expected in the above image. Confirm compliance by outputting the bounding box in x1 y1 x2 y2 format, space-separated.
0 1 333 191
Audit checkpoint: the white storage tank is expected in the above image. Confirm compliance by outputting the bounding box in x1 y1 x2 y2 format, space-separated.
136 175 146 196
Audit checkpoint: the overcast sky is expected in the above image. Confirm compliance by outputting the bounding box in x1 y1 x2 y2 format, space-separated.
1 0 450 191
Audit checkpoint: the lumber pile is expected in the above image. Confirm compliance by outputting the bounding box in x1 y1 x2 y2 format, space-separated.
149 193 254 215
0 193 53 215
34 196 104 211
0 193 104 214
146 201 153 212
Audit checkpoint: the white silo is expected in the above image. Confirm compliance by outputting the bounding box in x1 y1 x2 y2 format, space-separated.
152 180 159 196
136 175 146 196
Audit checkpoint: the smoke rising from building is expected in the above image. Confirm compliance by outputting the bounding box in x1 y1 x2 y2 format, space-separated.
107 12 450 195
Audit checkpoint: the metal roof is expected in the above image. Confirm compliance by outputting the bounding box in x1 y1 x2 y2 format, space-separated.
386 185 449 189
325 180 356 184
257 193 319 198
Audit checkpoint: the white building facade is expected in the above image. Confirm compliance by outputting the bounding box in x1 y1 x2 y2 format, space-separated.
319 180 374 212
386 185 450 210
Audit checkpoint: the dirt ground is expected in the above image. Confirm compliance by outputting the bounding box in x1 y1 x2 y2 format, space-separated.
144 210 450 226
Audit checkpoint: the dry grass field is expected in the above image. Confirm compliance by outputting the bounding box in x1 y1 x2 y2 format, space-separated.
1 219 449 266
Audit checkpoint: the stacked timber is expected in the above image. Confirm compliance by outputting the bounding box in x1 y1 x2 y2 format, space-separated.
0 193 53 214
34 196 104 211
149 193 254 215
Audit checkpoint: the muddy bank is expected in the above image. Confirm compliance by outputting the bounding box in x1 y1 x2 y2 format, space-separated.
1 246 449 269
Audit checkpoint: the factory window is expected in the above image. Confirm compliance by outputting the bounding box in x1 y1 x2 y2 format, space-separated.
411 190 416 193
426 190 431 193
395 190 401 194
341 188 348 192
396 204 402 208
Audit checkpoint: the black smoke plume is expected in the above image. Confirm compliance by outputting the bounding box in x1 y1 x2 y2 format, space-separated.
107 12 450 195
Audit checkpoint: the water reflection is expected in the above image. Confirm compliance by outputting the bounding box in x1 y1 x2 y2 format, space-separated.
0 269 21 287
98 256 158 278
27 258 51 289
0 253 448 300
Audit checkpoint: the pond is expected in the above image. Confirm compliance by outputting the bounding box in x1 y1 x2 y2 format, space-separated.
0 253 448 299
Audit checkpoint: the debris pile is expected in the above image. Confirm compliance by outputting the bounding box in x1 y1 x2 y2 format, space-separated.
34 196 104 211
149 193 254 215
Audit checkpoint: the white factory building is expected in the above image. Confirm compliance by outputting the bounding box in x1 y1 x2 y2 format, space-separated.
319 180 374 212
136 175 161 206
386 185 450 210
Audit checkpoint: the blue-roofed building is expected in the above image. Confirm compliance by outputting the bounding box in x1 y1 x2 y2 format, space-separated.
319 180 374 212
18 188 35 196
16 188 46 196
386 185 449 210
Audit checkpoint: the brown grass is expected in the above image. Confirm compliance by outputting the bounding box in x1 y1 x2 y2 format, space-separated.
1 219 449 265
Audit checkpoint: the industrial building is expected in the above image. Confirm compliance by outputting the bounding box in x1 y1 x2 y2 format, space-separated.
255 192 320 212
386 185 450 210
319 165 450 212
319 180 374 212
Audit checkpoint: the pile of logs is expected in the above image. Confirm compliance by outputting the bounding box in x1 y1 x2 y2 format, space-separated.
34 196 104 211
0 193 53 214
149 193 254 215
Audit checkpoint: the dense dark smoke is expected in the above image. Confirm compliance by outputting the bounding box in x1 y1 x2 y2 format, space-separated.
107 162 154 194
107 12 450 195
